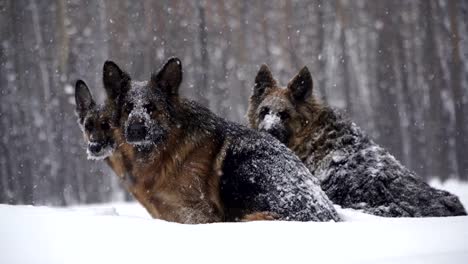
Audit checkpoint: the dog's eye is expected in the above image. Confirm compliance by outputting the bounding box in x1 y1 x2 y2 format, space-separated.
279 111 290 120
84 122 93 131
144 104 155 113
101 122 110 130
125 103 134 113
259 107 269 118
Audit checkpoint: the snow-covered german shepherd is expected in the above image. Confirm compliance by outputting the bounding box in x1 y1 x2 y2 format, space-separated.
248 64 466 217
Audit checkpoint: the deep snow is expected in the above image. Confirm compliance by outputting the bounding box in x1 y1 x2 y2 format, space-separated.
0 180 467 264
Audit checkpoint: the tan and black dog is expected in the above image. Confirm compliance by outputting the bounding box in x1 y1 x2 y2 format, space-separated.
98 58 340 224
75 80 131 180
247 64 466 217
74 79 159 216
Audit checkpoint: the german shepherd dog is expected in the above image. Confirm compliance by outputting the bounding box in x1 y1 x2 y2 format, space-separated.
75 80 116 161
248 64 466 217
100 58 340 223
75 79 160 215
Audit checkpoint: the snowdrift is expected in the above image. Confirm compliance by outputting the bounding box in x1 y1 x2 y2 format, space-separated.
1 181 467 264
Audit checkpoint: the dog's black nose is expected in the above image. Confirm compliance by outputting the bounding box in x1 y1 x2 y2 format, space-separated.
89 143 103 154
126 122 148 142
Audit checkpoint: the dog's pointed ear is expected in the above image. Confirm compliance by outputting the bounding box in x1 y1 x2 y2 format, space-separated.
253 64 276 97
151 57 183 97
287 66 313 102
75 80 95 118
103 60 131 100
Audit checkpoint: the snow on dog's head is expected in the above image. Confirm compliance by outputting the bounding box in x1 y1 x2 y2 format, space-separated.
254 89 295 145
103 58 182 149
248 64 318 146
74 80 116 160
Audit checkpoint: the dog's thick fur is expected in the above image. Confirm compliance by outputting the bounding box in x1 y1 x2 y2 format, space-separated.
100 58 340 223
248 64 466 217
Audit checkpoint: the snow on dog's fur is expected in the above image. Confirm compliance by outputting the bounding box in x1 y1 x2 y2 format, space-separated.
248 64 466 217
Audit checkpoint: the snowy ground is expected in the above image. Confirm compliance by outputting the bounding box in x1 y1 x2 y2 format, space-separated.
1 180 468 264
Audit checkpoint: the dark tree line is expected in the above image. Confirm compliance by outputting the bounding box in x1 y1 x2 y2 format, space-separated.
0 0 467 205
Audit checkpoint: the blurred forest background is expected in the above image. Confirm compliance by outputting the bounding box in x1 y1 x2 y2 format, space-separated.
1 0 467 205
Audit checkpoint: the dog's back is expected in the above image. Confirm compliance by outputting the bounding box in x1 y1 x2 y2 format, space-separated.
207 112 340 222
222 128 339 221
303 107 466 217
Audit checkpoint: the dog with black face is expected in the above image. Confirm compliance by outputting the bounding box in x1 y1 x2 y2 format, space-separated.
75 76 163 218
248 65 317 146
75 79 138 182
102 60 177 151
103 58 340 223
248 64 466 217
75 80 116 160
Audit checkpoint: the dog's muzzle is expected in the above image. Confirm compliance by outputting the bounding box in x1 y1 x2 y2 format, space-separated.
88 142 104 154
126 120 148 144
259 114 290 144
87 141 115 160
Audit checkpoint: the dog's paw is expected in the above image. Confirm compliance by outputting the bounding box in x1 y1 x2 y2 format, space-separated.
241 211 279 221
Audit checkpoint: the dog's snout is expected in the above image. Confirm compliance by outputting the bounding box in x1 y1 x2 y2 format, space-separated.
88 143 103 154
126 121 148 142
131 120 145 129
259 117 290 144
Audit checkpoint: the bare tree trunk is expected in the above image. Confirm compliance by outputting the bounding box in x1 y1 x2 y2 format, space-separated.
106 0 129 66
196 0 210 107
373 1 404 161
337 0 353 116
284 0 301 69
448 0 468 181
260 1 272 65
397 9 426 177
316 0 328 103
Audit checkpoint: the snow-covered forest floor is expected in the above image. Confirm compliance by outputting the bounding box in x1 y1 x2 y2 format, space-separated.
1 180 467 264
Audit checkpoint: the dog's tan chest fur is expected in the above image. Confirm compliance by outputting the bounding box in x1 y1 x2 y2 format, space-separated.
115 131 224 223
